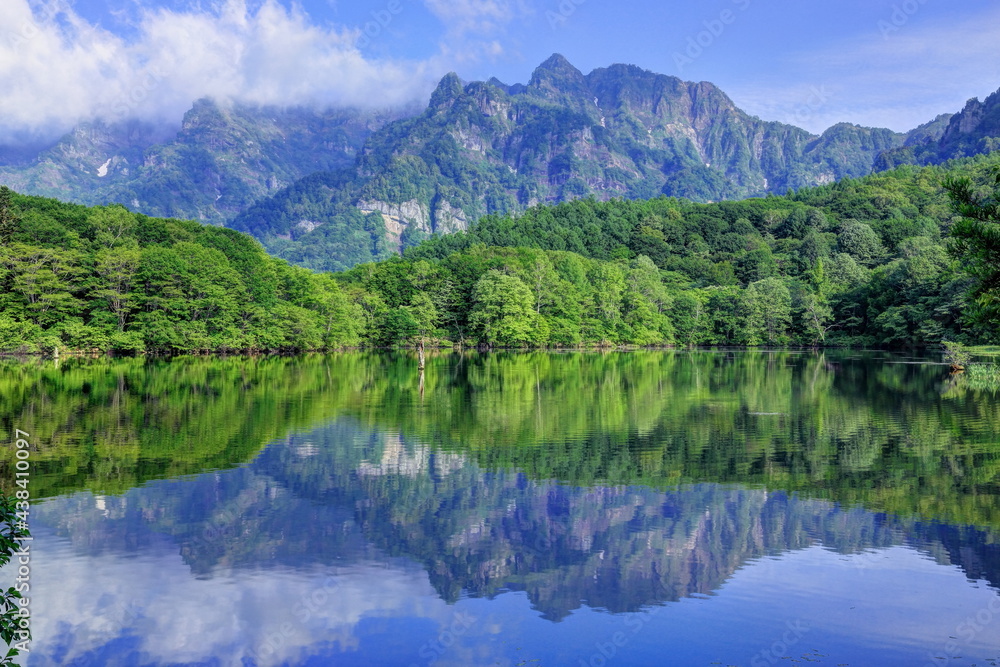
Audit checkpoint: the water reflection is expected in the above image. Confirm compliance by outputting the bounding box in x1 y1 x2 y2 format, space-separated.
2 350 999 665
29 419 1000 665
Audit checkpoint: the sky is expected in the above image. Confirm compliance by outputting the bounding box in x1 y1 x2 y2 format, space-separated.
2 0 1000 143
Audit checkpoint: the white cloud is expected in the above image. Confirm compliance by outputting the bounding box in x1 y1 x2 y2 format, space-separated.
421 0 530 64
422 0 526 35
0 0 444 143
724 7 1000 134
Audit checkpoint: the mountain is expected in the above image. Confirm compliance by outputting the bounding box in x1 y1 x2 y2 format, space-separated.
2 54 997 272
0 100 407 224
875 90 1000 170
231 54 941 269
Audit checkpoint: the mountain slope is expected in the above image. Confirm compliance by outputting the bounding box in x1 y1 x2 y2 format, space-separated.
233 55 912 270
874 89 1000 169
0 101 405 224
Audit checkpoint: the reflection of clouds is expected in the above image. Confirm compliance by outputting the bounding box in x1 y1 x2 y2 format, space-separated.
356 435 467 478
30 528 451 667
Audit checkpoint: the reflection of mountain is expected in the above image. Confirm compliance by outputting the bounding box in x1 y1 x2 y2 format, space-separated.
35 419 1000 623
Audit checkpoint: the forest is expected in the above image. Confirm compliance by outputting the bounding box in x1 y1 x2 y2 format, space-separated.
0 155 998 354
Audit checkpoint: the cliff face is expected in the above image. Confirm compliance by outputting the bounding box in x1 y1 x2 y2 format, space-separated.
232 55 919 269
874 89 1000 170
0 100 403 224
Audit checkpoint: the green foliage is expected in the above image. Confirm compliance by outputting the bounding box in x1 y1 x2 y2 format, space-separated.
943 341 972 368
0 495 30 663
0 192 362 354
945 165 1000 336
470 270 543 347
12 351 1000 538
2 155 999 352
390 156 1000 348
963 362 1000 392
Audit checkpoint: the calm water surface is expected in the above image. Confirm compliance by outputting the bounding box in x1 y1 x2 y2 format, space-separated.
2 350 999 666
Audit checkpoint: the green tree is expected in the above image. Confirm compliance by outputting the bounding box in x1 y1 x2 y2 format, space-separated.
670 291 710 347
93 247 141 332
837 220 885 267
0 188 19 245
404 291 439 366
795 260 834 345
2 244 84 328
312 275 362 348
742 278 792 345
944 166 1000 334
469 270 541 347
88 205 138 249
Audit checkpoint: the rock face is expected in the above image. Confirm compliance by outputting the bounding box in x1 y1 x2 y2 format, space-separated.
0 100 406 224
0 120 165 201
874 89 1000 170
358 199 432 252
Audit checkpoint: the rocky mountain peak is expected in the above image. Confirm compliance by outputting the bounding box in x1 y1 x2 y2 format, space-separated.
430 72 465 109
528 53 589 98
946 97 987 139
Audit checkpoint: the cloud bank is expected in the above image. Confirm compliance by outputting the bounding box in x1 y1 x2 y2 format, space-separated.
0 0 446 143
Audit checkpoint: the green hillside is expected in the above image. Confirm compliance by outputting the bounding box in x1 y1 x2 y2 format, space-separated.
1 154 997 354
0 188 362 354
876 91 1000 169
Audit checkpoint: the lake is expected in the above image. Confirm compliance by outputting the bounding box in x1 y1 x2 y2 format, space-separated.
3 350 1000 666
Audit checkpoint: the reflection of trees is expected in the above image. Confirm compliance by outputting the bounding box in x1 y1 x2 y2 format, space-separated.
6 349 1000 530
0 354 382 497
346 351 1000 529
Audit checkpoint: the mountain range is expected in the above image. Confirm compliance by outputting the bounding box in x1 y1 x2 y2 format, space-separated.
2 54 999 271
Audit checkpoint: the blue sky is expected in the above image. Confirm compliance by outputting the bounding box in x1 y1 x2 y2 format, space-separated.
3 0 1000 141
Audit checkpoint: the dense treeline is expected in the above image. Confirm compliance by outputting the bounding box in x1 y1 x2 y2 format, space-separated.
0 189 361 353
0 156 997 353
399 156 1000 346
